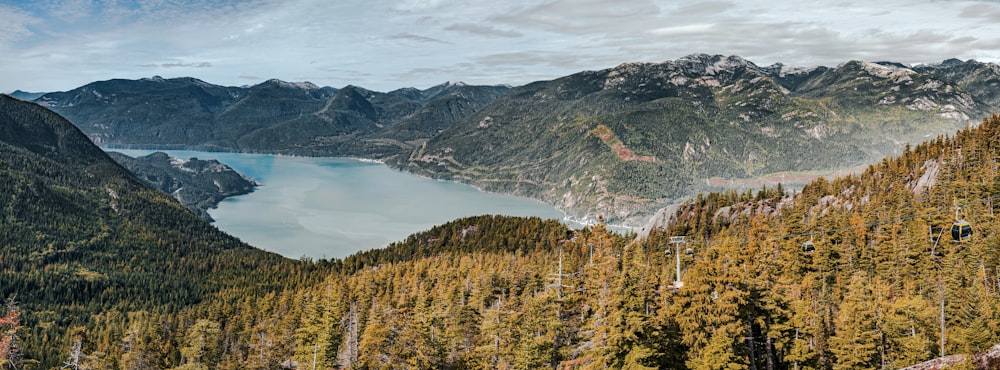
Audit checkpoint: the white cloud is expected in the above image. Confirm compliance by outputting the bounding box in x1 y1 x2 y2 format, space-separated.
1 0 999 94
445 23 522 38
0 5 40 46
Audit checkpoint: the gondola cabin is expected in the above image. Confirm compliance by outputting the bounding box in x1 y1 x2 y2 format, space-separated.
802 240 815 253
952 220 973 242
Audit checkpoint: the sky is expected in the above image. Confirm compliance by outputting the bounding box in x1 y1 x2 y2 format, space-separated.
1 0 999 93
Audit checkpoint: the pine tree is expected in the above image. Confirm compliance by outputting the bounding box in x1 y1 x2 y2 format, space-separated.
829 272 879 369
672 234 749 369
174 319 221 370
600 242 660 369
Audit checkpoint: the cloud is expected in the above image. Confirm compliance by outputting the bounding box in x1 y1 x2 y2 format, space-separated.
2 0 1000 94
324 68 372 77
388 33 452 44
445 23 522 38
0 5 40 45
649 24 716 37
138 61 213 68
45 0 94 22
391 0 452 12
669 1 735 17
959 3 1000 22
472 50 612 71
493 0 662 34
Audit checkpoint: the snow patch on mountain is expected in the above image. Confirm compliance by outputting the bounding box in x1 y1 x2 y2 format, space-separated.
778 65 820 76
855 61 916 79
263 79 319 90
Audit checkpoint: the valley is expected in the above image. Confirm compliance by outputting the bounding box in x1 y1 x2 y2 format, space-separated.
6 91 1000 368
4 53 1000 369
33 55 1000 225
5 0 1000 368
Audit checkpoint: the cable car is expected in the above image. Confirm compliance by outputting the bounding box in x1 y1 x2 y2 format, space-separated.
952 220 972 242
801 240 815 253
950 204 973 243
685 247 694 256
802 234 816 253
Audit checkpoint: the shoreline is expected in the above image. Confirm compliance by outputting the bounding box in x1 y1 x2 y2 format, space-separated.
102 145 643 233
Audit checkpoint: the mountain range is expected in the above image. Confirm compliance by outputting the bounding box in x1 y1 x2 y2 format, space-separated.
35 77 510 157
394 54 1000 223
30 54 1000 225
6 75 1000 368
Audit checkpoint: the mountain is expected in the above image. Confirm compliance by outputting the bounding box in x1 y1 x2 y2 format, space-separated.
106 151 258 221
0 95 319 366
376 83 514 142
392 54 996 224
912 58 1000 109
7 85 1000 367
28 56 1000 226
34 77 512 157
8 90 45 101
52 114 999 369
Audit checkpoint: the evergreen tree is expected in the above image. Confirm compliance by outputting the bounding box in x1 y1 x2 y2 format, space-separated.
829 272 879 369
174 319 221 370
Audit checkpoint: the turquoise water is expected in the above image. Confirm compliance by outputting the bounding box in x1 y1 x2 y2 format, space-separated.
110 149 567 259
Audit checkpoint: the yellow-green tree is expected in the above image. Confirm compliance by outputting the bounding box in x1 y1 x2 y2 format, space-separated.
829 272 879 369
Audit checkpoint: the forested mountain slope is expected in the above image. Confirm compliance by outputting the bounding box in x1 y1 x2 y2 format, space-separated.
394 55 999 224
34 77 510 157
30 56 1000 226
7 92 1000 368
51 113 997 369
0 95 323 367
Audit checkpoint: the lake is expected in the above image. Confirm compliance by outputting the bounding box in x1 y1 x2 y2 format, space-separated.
109 149 571 259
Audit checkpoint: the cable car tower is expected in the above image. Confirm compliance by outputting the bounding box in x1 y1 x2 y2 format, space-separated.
667 236 687 288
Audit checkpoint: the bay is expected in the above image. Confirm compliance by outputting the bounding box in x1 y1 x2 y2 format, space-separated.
109 149 569 259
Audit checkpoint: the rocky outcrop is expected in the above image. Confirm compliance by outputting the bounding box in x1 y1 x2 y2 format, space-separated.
901 344 1000 370
107 151 259 221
